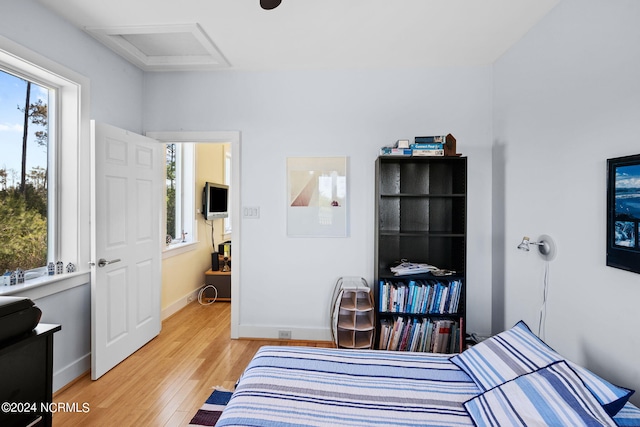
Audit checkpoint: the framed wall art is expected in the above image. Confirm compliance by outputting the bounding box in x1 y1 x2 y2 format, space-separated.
607 153 640 274
287 157 348 237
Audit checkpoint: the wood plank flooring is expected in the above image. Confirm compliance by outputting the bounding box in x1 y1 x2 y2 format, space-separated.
53 301 333 426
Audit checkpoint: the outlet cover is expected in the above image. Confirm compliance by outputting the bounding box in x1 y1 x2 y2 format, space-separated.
278 330 291 340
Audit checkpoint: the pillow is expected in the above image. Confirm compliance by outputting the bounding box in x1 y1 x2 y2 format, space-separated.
464 361 617 427
450 320 634 416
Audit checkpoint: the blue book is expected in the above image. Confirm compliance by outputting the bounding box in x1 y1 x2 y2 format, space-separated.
433 282 444 314
421 283 431 313
415 135 447 144
410 143 444 150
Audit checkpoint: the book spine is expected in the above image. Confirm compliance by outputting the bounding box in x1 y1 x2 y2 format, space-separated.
380 147 412 156
410 143 444 150
412 149 444 157
415 135 446 143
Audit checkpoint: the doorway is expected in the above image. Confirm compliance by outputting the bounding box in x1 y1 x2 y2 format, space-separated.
146 131 241 339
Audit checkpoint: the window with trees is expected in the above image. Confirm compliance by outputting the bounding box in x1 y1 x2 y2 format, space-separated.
165 142 194 247
0 69 51 272
1 36 89 289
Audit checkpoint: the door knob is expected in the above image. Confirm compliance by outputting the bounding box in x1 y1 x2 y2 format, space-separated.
97 258 121 268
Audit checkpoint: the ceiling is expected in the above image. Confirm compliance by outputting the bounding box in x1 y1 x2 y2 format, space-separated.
37 0 560 72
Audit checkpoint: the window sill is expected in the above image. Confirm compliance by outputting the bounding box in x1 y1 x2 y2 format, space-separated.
163 241 199 259
0 270 90 300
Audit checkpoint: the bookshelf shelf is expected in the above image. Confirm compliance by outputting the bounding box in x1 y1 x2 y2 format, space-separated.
374 156 467 353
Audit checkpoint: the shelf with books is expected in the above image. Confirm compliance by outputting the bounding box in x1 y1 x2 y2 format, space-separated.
378 277 463 315
378 316 463 353
374 156 467 353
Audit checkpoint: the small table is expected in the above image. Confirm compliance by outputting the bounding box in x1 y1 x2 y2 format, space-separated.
204 268 231 301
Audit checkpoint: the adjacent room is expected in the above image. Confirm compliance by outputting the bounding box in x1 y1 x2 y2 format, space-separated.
1 0 639 425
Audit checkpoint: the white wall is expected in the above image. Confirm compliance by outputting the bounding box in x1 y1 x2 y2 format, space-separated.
494 0 640 403
0 1 145 391
143 67 495 340
1 1 144 132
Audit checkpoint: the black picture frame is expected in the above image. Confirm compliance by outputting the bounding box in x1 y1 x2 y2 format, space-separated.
607 154 640 274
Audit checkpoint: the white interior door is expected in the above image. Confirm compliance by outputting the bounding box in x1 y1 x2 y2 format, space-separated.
91 121 163 380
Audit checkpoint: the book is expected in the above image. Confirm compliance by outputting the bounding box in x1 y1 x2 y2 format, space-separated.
430 282 442 313
389 317 404 350
380 147 412 156
407 280 416 313
449 322 459 353
410 319 422 352
439 282 450 314
378 318 393 350
410 143 444 150
398 319 412 350
415 135 447 143
412 148 444 157
432 320 453 353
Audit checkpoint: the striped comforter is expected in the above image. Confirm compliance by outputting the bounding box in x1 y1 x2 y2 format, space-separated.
216 346 477 427
214 346 640 427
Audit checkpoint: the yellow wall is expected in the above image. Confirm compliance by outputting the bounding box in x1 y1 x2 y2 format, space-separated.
161 143 229 312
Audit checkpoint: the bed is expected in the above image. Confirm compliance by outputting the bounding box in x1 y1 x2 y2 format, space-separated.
215 321 639 426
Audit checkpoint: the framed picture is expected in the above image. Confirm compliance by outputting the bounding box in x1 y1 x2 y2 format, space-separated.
287 157 348 237
607 154 640 274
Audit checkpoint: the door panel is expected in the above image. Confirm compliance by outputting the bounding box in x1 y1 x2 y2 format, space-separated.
91 121 163 380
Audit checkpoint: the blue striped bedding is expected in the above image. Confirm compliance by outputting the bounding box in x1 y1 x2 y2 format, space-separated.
214 346 640 427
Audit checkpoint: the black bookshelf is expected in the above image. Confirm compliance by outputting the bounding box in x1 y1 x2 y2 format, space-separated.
374 156 467 353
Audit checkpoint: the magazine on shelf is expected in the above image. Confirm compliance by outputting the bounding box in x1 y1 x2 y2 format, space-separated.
390 261 438 276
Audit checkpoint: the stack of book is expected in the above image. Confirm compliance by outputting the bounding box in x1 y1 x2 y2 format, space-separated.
410 135 448 157
378 317 461 353
380 134 459 157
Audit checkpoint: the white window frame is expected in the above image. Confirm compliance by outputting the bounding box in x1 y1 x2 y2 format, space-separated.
0 35 91 297
224 146 232 235
163 142 196 257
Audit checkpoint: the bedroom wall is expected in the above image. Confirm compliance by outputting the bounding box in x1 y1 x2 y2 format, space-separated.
494 0 640 404
0 1 144 390
143 67 495 341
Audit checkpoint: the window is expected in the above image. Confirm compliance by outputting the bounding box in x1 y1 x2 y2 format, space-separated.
0 70 51 272
165 142 195 248
224 146 232 234
0 35 90 287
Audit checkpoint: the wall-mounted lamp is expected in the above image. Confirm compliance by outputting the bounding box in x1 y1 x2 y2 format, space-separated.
517 235 557 261
260 0 282 10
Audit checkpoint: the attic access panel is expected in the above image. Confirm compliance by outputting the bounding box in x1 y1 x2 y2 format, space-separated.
85 23 230 71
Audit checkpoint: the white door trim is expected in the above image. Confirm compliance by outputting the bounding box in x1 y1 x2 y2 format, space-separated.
146 130 241 339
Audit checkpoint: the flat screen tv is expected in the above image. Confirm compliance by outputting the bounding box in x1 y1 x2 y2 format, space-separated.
203 182 229 220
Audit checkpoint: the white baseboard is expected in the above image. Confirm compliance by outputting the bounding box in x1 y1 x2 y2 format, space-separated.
237 325 333 342
161 288 201 320
53 353 90 393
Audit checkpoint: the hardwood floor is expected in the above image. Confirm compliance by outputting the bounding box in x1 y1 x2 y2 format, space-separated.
53 301 333 426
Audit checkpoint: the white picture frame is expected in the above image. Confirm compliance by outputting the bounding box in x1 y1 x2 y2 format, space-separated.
286 156 348 237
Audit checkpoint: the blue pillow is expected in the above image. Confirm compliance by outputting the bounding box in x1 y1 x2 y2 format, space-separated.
464 361 617 427
450 320 634 416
